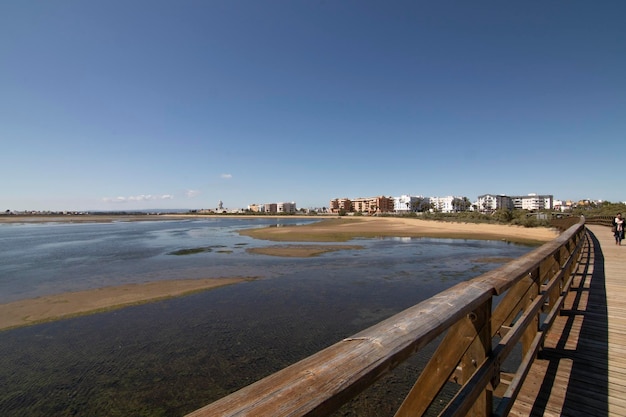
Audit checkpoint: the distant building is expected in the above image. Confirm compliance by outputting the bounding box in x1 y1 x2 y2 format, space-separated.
477 193 553 213
476 194 513 213
351 196 394 214
264 203 278 214
247 202 297 214
248 204 265 213
514 193 553 211
277 202 297 214
329 196 394 214
329 198 352 214
553 199 573 212
394 195 424 213
429 196 468 213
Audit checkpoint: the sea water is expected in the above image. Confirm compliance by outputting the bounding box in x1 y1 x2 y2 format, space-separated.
0 218 535 416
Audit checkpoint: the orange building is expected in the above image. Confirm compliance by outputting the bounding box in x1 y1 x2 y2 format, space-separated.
329 196 394 214
328 198 352 214
352 196 394 214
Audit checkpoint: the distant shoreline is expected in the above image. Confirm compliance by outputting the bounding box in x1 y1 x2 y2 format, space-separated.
0 213 328 224
1 213 559 244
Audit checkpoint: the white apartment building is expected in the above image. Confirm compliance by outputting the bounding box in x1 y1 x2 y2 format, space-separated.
477 193 553 213
429 196 465 213
476 194 513 212
394 195 424 213
516 194 553 211
253 202 297 214
277 202 297 214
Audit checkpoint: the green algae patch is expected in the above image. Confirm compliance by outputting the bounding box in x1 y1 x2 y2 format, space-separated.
169 248 212 255
247 244 363 258
168 245 229 256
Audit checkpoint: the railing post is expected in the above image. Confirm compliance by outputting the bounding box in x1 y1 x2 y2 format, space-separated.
545 251 561 313
522 268 540 357
460 300 492 417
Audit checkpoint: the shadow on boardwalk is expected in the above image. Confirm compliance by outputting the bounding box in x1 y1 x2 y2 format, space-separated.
513 230 610 417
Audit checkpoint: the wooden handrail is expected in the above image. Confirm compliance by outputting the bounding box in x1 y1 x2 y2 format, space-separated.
583 215 614 227
186 218 587 417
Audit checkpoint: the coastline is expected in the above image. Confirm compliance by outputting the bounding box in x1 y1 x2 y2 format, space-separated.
0 214 560 244
0 213 323 224
0 214 194 224
1 215 559 331
0 213 558 244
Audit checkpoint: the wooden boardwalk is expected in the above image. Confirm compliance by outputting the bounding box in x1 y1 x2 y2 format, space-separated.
509 225 626 417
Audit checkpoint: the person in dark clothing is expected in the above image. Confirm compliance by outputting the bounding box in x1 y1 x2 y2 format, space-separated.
612 212 624 245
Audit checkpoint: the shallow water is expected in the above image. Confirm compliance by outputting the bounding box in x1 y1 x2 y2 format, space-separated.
0 218 534 416
0 218 318 303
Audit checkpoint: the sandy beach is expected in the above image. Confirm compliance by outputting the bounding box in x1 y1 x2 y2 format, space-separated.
1 215 559 331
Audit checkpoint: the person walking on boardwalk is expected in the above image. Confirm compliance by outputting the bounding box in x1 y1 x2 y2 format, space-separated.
613 212 625 245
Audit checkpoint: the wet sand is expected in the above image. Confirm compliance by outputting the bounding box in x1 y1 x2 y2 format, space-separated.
0 278 254 331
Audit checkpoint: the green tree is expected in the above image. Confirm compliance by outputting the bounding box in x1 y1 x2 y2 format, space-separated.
412 197 425 212
494 208 513 223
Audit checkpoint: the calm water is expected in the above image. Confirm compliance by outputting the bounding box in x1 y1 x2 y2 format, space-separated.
0 218 535 416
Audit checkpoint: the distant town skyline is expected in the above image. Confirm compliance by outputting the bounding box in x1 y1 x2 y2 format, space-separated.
2 2 625 212
5 190 621 215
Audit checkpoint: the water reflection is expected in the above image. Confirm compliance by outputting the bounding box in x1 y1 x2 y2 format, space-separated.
0 219 535 416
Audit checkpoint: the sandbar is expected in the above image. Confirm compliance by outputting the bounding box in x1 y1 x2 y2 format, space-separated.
0 277 255 331
238 216 559 245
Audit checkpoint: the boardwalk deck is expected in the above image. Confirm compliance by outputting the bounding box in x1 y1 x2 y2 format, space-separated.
509 224 626 417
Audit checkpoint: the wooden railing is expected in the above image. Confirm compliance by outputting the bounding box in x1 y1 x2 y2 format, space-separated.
186 218 587 417
583 215 614 227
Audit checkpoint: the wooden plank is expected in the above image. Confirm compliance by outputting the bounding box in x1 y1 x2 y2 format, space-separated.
509 225 626 417
394 314 480 417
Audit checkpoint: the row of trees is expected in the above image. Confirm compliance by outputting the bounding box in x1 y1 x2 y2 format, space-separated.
570 201 626 217
405 209 552 228
397 200 626 228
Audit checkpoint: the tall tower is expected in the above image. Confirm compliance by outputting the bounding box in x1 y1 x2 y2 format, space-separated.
218 200 223 211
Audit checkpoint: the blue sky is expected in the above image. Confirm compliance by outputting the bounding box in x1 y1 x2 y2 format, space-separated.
1 1 625 211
